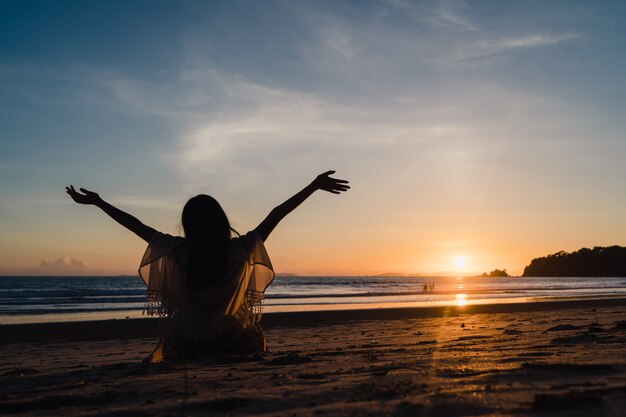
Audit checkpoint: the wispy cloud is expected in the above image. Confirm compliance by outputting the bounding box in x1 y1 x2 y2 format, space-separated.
104 75 204 119
168 80 379 192
51 0 597 236
95 50 594 201
451 32 580 61
430 2 477 32
320 23 356 61
79 0 592 214
108 196 181 211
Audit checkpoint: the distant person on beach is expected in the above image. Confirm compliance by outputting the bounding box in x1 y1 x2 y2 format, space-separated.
66 171 349 362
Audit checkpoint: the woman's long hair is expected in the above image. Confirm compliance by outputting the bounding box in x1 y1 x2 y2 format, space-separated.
181 195 231 290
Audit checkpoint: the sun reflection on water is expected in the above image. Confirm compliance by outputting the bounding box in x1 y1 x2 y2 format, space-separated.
455 293 467 306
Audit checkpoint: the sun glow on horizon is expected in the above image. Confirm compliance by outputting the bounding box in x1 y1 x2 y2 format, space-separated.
452 255 467 271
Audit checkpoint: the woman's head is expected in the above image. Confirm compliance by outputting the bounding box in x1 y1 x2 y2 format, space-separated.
182 195 231 289
182 195 230 242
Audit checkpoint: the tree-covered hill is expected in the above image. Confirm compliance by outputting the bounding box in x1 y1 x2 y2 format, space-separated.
522 246 626 277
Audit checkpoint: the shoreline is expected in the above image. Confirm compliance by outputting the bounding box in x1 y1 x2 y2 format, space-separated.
2 296 626 345
3 291 626 325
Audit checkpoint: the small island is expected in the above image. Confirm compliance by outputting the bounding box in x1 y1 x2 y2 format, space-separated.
479 269 510 277
522 246 626 277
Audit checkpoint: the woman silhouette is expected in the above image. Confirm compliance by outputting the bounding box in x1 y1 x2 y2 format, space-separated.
66 171 349 362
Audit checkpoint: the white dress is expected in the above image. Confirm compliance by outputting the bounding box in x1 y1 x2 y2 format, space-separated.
138 230 274 360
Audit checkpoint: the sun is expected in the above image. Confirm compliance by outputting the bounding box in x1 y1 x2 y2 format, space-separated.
452 255 466 271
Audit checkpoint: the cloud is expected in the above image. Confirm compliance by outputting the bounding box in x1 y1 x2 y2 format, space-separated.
84 1 598 215
451 32 580 61
38 257 87 271
319 22 356 61
97 55 595 206
430 2 478 32
108 196 181 211
376 2 579 63
166 77 457 193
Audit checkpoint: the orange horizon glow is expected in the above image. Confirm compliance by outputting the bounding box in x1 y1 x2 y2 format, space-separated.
0 234 619 277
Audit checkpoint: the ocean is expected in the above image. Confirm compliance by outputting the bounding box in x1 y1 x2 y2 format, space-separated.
1 275 626 324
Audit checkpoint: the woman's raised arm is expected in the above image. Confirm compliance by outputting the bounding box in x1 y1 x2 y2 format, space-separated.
66 185 157 243
254 171 349 242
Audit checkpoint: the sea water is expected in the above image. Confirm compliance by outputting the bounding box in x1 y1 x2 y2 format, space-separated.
1 275 626 324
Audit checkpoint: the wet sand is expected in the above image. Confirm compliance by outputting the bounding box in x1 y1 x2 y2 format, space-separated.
1 298 626 416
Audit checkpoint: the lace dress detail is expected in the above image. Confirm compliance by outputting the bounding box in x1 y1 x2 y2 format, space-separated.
138 230 274 360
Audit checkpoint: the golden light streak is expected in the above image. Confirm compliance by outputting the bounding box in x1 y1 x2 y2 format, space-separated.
455 293 467 306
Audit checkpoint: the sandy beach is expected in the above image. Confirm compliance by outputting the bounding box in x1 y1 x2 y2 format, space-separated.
1 298 626 416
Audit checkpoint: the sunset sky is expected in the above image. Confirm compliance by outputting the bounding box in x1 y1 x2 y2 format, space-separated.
2 1 626 276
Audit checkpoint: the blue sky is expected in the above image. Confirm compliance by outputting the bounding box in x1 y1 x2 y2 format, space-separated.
2 0 626 275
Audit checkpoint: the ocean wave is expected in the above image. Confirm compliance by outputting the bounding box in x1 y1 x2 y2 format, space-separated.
1 276 626 318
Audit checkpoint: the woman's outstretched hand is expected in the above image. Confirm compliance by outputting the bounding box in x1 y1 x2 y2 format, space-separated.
65 185 156 242
255 170 350 241
66 185 102 205
311 171 350 194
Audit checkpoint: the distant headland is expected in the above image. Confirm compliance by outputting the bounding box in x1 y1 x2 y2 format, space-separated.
523 246 626 277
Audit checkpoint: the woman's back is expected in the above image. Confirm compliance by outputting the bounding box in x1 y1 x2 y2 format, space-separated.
139 230 274 360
